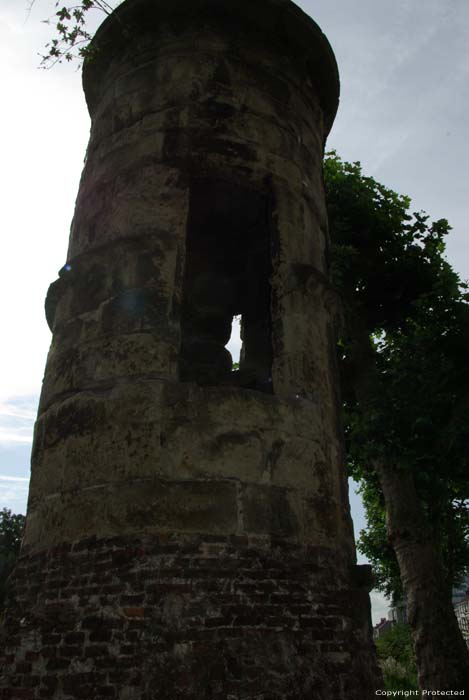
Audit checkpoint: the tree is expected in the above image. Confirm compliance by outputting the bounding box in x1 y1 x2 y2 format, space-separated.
356 304 469 602
353 282 469 604
324 151 469 691
0 509 25 609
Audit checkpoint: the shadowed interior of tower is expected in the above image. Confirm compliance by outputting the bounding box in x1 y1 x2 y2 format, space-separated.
180 179 273 391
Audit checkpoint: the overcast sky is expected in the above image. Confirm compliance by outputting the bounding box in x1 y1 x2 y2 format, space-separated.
1 0 468 623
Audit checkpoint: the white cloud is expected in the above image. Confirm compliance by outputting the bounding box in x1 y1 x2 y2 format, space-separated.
0 396 37 445
0 475 29 482
0 5 89 400
0 430 33 445
0 474 29 514
0 400 37 422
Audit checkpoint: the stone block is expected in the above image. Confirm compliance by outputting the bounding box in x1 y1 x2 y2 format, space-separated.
68 164 188 258
268 436 329 492
40 332 178 409
241 483 301 540
24 479 239 550
303 494 341 544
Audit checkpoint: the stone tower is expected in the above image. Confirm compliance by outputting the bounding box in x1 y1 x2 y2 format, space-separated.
1 0 378 697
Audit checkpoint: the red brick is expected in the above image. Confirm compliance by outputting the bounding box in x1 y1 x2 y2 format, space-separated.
121 607 145 618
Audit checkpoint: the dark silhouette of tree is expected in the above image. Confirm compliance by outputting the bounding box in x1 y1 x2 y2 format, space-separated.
325 151 469 691
0 509 25 609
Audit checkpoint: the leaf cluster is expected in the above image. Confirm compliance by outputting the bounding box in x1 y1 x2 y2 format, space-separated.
30 0 118 67
376 622 415 666
0 509 25 608
325 151 454 333
357 478 402 600
376 623 419 692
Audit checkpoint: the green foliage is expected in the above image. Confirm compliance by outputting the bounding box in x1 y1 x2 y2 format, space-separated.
380 658 420 693
0 509 25 608
376 622 414 666
324 150 455 336
28 0 120 66
376 624 419 691
357 479 402 601
324 151 469 600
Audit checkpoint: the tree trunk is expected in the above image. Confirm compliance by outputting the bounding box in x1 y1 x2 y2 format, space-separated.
373 459 469 690
349 323 469 690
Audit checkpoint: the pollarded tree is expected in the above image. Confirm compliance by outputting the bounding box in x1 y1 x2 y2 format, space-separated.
324 152 469 691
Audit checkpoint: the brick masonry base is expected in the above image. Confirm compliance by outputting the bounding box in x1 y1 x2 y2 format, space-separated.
0 534 379 699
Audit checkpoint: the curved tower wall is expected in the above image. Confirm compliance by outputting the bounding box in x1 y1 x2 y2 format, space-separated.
1 1 379 698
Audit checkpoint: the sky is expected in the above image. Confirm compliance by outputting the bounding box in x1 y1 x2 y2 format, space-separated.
1 0 468 624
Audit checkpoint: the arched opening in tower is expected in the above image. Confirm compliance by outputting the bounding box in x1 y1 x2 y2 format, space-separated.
180 179 273 392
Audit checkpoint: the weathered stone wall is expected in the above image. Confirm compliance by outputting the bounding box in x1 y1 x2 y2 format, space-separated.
2 536 375 700
26 0 353 558
1 0 379 697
